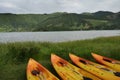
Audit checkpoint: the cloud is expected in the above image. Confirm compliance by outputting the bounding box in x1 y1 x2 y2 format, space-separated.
58 0 120 13
0 2 28 13
0 2 16 8
0 0 119 14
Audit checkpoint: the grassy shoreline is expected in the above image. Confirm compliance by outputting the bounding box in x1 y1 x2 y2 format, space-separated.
0 36 120 80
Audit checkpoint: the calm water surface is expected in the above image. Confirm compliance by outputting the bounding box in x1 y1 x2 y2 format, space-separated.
0 30 120 43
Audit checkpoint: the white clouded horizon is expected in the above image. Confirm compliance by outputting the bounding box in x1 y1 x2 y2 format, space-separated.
0 0 119 14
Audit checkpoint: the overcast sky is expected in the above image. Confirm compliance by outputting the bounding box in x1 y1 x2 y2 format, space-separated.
0 0 120 14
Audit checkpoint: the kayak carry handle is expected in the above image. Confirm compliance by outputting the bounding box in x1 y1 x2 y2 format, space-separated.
103 58 112 63
79 59 87 64
100 68 110 71
58 61 66 66
113 72 120 77
83 76 93 80
31 70 40 76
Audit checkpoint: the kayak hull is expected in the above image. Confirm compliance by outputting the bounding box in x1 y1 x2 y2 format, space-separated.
26 58 59 80
51 54 101 80
92 53 120 72
69 53 120 80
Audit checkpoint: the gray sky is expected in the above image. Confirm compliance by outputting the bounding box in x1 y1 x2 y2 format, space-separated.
0 0 120 14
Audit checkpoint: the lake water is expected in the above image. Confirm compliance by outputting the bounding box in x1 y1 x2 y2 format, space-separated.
0 30 120 43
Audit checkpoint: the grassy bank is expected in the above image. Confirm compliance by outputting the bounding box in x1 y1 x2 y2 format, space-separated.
0 36 120 80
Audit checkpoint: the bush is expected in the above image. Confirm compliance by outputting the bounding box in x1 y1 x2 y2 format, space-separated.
7 43 40 64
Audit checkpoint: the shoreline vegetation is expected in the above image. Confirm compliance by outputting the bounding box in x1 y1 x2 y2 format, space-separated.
0 36 120 80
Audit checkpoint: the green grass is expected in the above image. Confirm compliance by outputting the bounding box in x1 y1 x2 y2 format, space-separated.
85 19 108 27
0 36 120 80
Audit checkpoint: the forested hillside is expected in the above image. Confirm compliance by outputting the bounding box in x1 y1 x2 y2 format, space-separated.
0 11 120 32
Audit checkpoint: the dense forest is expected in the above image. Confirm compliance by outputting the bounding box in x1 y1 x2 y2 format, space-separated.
0 11 120 32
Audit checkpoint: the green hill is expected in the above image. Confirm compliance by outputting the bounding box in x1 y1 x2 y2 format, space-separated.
0 11 120 32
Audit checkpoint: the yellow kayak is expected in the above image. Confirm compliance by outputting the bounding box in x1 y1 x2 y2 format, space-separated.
26 58 59 80
69 53 120 80
92 53 120 72
51 54 101 80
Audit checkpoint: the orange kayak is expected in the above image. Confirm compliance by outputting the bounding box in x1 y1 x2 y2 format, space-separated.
51 54 101 80
69 53 120 80
92 53 120 72
26 58 59 80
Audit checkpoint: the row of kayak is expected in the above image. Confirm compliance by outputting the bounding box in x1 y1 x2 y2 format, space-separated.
26 53 120 80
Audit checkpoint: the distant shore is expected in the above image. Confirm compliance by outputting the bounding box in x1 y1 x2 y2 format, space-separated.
0 11 120 32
